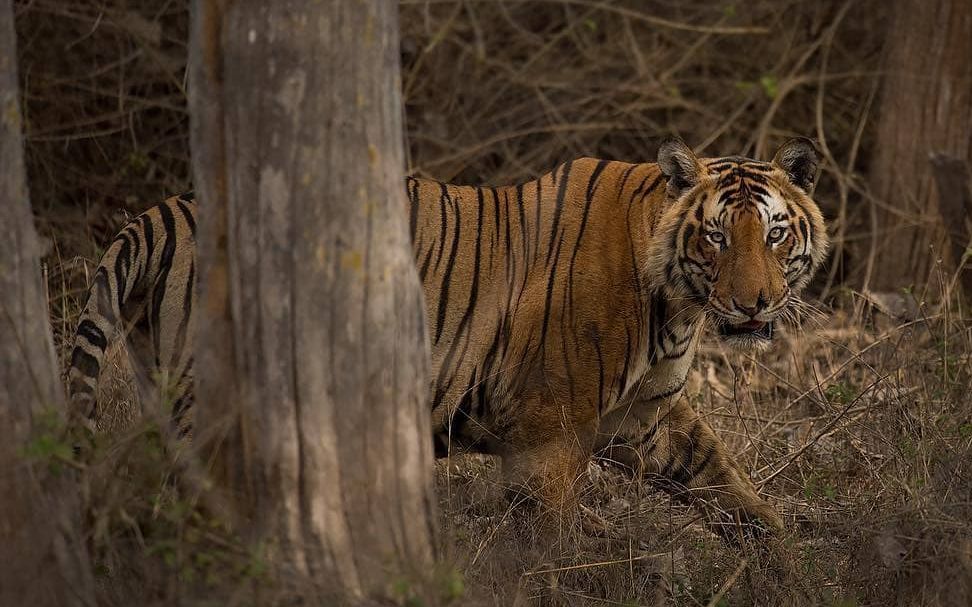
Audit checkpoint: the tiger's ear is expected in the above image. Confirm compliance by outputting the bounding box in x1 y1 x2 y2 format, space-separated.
772 137 818 191
658 136 703 197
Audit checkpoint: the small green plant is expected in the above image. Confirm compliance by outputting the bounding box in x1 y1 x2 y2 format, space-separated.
439 567 465 602
759 74 779 99
21 407 75 473
391 577 425 607
125 151 150 175
825 382 857 405
388 566 465 606
804 473 837 501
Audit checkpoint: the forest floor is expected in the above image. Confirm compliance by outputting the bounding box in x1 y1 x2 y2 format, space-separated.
59 287 972 606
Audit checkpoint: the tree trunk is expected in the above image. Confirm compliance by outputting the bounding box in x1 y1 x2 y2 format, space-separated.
0 2 95 604
189 1 436 603
867 0 972 292
929 154 972 300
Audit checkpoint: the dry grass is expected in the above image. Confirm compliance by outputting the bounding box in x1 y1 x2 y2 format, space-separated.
61 292 972 606
433 293 972 606
14 0 972 605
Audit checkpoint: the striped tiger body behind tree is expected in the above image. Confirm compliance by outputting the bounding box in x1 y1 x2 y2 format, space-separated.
69 191 197 435
69 137 827 536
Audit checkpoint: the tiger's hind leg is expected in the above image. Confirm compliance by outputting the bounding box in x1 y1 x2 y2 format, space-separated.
598 397 783 540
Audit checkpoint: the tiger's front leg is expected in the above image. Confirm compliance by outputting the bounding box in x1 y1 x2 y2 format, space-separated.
499 391 600 533
597 395 783 539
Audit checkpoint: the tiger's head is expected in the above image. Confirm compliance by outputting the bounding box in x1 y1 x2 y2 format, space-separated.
649 137 829 349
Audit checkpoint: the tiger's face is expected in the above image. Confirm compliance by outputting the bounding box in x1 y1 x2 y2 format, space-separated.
650 137 828 349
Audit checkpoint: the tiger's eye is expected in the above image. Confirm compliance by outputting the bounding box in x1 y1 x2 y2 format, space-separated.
707 231 725 245
767 226 786 244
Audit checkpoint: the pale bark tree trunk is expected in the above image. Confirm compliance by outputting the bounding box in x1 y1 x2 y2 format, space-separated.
189 1 436 603
0 2 95 604
867 0 972 292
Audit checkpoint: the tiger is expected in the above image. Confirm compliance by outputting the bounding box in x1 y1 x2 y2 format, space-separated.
68 136 827 537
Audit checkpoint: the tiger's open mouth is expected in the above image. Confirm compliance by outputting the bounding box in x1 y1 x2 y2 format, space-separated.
719 320 774 341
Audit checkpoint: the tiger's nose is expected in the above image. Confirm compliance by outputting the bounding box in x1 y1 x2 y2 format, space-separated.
734 294 768 317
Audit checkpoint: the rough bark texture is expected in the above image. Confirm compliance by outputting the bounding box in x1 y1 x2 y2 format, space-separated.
929 154 972 300
868 0 972 291
189 2 436 603
0 2 94 604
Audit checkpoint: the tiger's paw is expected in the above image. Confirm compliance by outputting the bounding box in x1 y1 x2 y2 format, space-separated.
709 502 784 543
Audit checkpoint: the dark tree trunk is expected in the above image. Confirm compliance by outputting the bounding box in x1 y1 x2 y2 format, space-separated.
189 1 436 603
867 0 972 292
929 154 972 300
0 2 94 604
